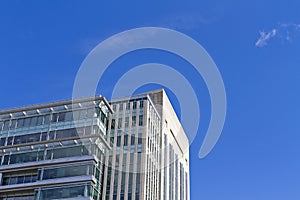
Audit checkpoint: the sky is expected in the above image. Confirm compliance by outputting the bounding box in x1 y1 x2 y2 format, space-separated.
1 0 300 199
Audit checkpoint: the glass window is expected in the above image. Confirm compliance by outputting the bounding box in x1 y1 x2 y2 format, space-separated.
23 118 31 127
10 151 39 164
30 117 37 126
57 112 66 122
140 100 144 108
73 110 80 121
2 155 9 165
40 185 85 200
44 115 51 124
124 135 128 146
117 136 121 146
56 128 78 139
41 132 47 141
11 119 17 129
111 119 115 129
87 108 95 118
43 165 88 180
65 111 73 121
0 137 5 146
85 126 92 135
49 131 55 140
132 116 136 126
125 117 129 127
17 119 24 128
133 101 137 110
119 104 123 111
51 113 58 122
100 111 106 123
80 109 87 119
130 137 135 145
7 136 13 146
138 115 143 126
3 120 10 130
52 145 83 159
27 133 41 143
17 176 25 184
37 116 44 125
0 121 4 130
117 118 122 129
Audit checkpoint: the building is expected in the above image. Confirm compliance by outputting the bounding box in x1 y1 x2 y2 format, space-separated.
102 89 190 200
0 96 112 200
0 89 190 200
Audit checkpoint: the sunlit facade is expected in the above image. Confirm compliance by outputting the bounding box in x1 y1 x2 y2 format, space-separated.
102 89 190 200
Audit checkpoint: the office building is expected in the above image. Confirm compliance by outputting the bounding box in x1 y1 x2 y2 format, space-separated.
0 96 112 200
0 89 190 200
102 89 190 200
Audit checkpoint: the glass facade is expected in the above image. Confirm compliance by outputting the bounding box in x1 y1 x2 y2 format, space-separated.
0 97 112 200
0 90 190 200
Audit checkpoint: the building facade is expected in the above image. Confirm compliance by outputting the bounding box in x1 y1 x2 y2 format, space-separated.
102 89 190 200
0 96 112 200
0 89 190 200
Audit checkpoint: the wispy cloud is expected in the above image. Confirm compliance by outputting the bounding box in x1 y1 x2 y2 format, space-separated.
255 29 277 47
255 23 300 47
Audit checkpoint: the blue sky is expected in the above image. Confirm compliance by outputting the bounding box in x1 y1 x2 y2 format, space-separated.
1 1 300 199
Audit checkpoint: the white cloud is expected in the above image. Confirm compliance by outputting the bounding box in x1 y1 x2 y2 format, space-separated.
255 23 300 47
255 29 277 47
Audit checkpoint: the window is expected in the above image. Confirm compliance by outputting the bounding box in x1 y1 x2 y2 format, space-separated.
140 100 144 108
43 165 88 180
7 137 13 145
3 120 10 130
100 111 106 123
11 119 17 129
44 115 51 124
40 185 86 200
17 119 24 128
9 151 43 164
0 138 5 146
124 135 128 146
65 111 73 121
56 128 78 139
30 117 37 126
51 113 58 122
133 101 137 110
0 121 4 130
14 132 41 144
57 112 66 122
118 118 122 128
111 119 115 129
138 115 143 126
119 104 123 111
80 109 87 120
2 174 37 185
125 117 129 127
51 146 83 159
37 116 44 125
117 136 121 146
132 116 136 126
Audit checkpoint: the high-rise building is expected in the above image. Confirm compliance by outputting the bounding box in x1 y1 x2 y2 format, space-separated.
102 89 190 200
0 97 112 200
0 89 190 200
